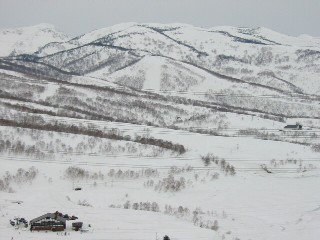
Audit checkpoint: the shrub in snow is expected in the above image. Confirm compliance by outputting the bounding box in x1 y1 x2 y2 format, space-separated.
65 166 105 180
109 168 159 180
201 154 236 176
261 164 272 173
134 136 186 154
210 172 219 180
194 173 199 181
132 203 139 210
164 204 221 231
267 158 316 173
117 201 160 212
201 154 212 166
78 200 92 207
211 220 219 231
65 166 89 180
0 116 186 154
151 202 160 212
168 165 193 175
144 179 154 188
154 175 186 192
0 167 38 192
123 200 131 209
311 144 320 152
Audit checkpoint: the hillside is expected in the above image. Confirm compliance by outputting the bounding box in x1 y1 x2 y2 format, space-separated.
0 23 320 240
0 23 70 57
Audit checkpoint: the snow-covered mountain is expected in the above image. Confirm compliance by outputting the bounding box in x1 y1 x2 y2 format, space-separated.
1 23 320 240
0 23 70 56
1 22 319 122
1 22 319 95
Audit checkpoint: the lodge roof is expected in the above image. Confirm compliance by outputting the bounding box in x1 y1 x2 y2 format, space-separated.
30 213 66 224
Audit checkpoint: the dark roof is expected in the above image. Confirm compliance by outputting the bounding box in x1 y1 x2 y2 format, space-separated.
284 124 302 128
30 213 66 224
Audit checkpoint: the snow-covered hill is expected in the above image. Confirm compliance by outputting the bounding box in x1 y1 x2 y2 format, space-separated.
0 23 320 240
2 22 319 95
0 23 70 56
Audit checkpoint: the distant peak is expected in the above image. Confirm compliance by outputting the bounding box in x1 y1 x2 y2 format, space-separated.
298 34 314 39
34 23 56 29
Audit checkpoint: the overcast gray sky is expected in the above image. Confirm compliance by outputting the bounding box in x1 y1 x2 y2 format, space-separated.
0 0 319 37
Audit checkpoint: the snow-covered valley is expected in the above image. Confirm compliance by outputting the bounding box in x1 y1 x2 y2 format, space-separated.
0 22 319 240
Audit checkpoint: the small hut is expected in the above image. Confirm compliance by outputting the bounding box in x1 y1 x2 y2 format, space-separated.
72 222 83 231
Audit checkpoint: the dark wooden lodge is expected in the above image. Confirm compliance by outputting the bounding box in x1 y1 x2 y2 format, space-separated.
30 213 66 231
284 124 302 130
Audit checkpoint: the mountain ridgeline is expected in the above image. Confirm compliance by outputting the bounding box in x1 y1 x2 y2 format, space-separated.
0 23 319 94
0 23 320 139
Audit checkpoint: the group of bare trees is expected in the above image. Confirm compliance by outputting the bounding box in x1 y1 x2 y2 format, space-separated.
153 174 187 192
0 116 186 154
201 154 236 176
0 167 38 192
107 168 160 180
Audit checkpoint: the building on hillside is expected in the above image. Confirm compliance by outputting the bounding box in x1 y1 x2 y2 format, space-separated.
30 213 66 231
72 222 83 231
284 124 302 130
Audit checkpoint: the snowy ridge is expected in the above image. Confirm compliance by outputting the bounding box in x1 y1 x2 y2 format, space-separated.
0 23 70 57
74 22 137 45
210 26 320 47
1 23 320 96
1 23 319 95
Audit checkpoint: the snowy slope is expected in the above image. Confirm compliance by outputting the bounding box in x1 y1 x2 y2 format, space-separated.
71 24 320 94
101 55 290 96
74 22 137 45
210 26 320 47
2 23 318 94
0 23 320 240
0 121 319 240
0 23 70 57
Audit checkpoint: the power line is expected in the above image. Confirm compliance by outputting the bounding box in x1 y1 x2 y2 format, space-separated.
0 155 318 173
3 147 320 162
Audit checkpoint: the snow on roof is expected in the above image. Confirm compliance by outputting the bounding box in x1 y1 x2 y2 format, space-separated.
30 213 66 224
